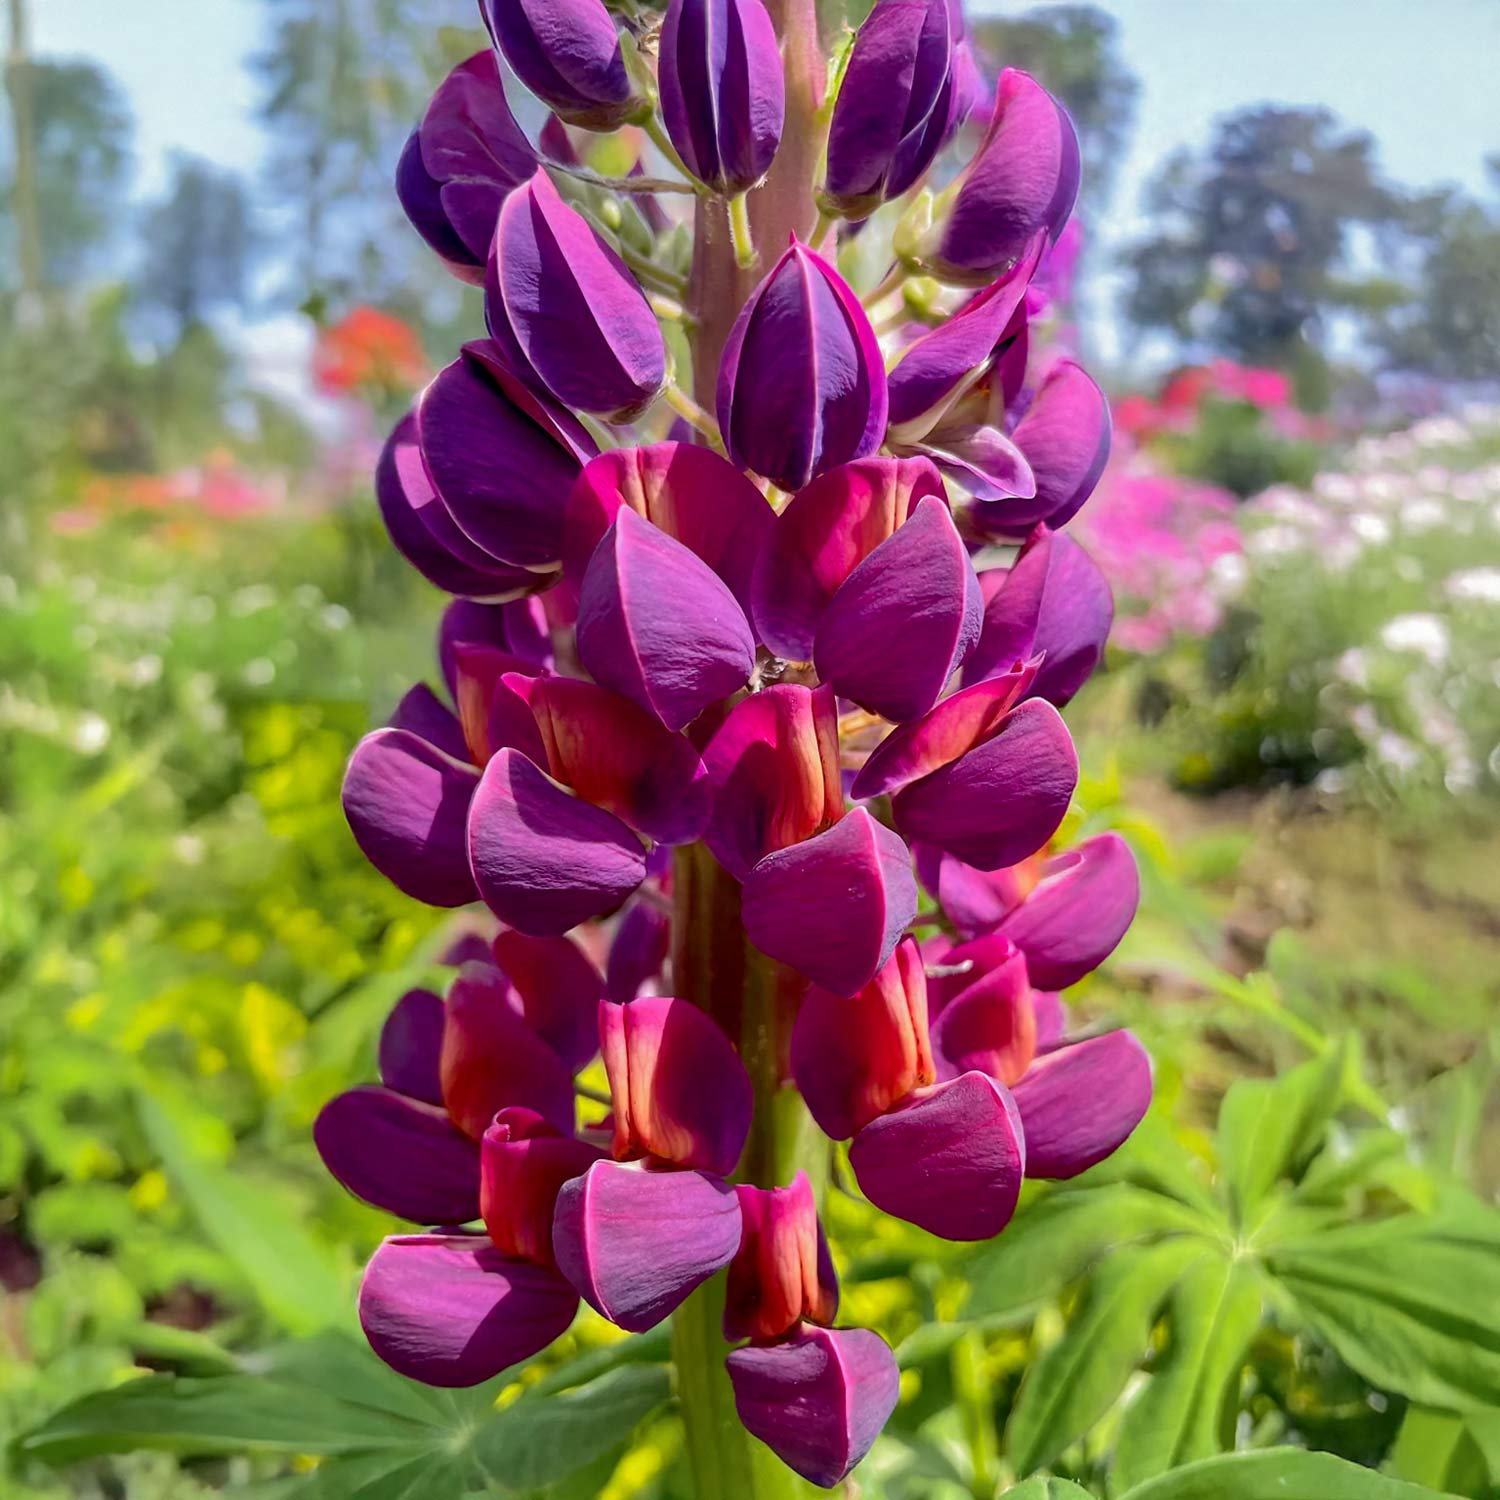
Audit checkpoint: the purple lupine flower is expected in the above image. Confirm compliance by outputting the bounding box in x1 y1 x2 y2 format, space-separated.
717 241 889 491
659 0 784 194
821 0 957 219
486 170 666 420
480 0 645 131
396 51 536 283
913 69 1081 285
321 2 1153 1479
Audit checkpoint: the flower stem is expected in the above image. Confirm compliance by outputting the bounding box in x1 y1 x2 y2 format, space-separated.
728 192 758 270
669 845 826 1500
662 381 723 447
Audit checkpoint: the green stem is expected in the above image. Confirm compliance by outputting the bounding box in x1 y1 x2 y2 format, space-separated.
661 381 724 448
728 192 758 270
669 845 826 1500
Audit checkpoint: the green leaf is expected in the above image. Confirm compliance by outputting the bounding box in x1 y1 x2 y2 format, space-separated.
1116 1446 1460 1500
1111 1254 1264 1489
135 1082 349 1335
965 1185 1211 1319
1087 1116 1223 1221
1269 1211 1500 1408
1390 1408 1494 1496
1003 1478 1096 1500
1216 1041 1350 1227
1006 1238 1208 1475
472 1363 671 1490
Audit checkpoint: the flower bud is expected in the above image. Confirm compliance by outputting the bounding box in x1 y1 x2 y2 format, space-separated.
396 51 536 283
487 171 666 421
821 0 957 219
913 69 1080 285
723 1173 838 1343
480 0 645 131
659 0 784 194
717 240 888 491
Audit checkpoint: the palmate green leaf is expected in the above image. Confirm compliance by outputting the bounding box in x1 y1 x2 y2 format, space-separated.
1269 1210 1500 1409
1390 1407 1495 1497
1111 1254 1265 1490
965 1185 1213 1319
1114 1446 1461 1500
135 1082 350 1336
1216 1041 1351 1228
1005 1238 1209 1475
1003 1478 1095 1500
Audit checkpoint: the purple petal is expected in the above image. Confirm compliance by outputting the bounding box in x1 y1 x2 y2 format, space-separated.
928 938 1036 1086
752 456 946 660
742 809 917 997
342 728 480 907
606 898 671 1002
922 423 1038 502
388 683 470 764
490 171 665 420
562 442 773 617
441 964 578 1138
890 698 1077 870
480 1108 604 1266
849 1071 1025 1239
599 996 753 1175
998 832 1139 990
915 843 1030 937
814 495 981 723
375 411 539 598
975 360 1110 535
468 748 647 936
886 240 1041 434
1012 1030 1151 1178
726 1326 900 1487
576 508 755 731
379 988 446 1106
418 341 594 574
440 596 554 701
314 1086 479 1224
717 241 888 492
479 0 640 131
490 928 603 1074
701 684 843 879
659 0 785 194
926 69 1080 284
965 529 1113 706
552 1160 742 1332
790 941 932 1140
359 1233 578 1386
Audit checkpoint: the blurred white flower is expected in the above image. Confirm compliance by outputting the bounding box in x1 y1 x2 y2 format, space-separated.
1380 613 1450 665
243 657 276 687
1398 498 1445 532
1350 512 1391 544
1446 567 1500 604
72 713 110 754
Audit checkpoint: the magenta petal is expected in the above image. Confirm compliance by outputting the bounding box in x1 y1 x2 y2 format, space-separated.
752 455 946 661
552 1161 742 1332
442 964 578 1138
701 683 843 879
599 996 753 1175
1012 1030 1151 1178
576 508 756 731
742 809 917 997
388 682 470 764
965 529 1113 706
490 171 665 420
480 1108 604 1266
980 359 1110 534
849 1071 1025 1239
468 748 646 936
314 1086 479 1224
563 443 773 617
916 843 1030 937
923 423 1038 502
418 341 594 574
379 988 446 1106
724 1173 838 1343
726 1326 900 1488
440 596 554 699
490 928 603 1074
814 496 981 722
999 832 1139 990
359 1233 578 1386
928 938 1036 1087
342 728 480 907
891 698 1077 870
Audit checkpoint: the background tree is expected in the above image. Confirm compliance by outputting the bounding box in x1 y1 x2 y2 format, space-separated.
1121 106 1403 373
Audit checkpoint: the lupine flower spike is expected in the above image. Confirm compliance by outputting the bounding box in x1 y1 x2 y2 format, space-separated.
325 8 1146 1488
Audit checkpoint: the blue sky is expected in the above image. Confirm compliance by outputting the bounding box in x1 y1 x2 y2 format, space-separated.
33 0 1500 358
